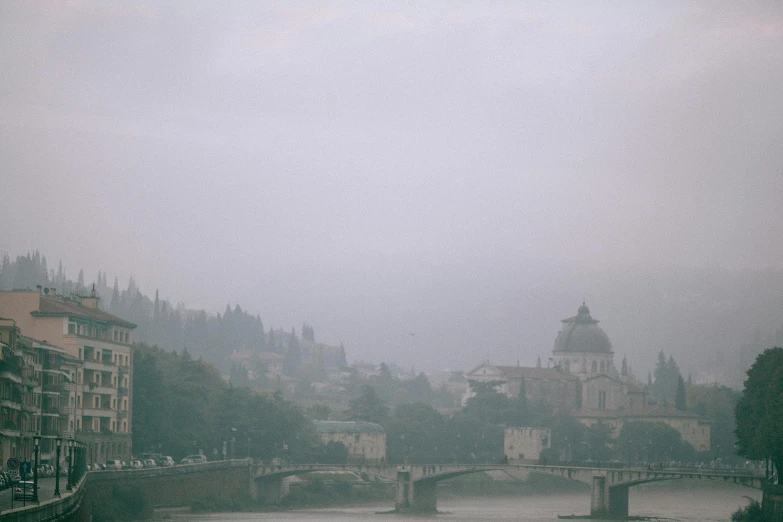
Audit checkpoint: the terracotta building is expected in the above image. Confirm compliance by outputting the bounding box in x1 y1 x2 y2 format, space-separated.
0 288 135 463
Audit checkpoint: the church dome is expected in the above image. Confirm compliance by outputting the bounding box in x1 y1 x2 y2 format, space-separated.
553 303 613 354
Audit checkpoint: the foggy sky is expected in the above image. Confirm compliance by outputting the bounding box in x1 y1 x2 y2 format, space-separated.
2 2 782 375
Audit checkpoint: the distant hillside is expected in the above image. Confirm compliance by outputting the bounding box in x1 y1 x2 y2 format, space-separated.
0 251 344 373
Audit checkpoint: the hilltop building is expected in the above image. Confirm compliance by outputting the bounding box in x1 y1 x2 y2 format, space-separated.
0 287 135 464
465 303 710 453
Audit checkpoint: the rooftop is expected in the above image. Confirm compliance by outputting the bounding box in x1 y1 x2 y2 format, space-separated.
33 295 136 329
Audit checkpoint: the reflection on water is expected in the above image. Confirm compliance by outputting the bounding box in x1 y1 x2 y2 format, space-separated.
169 481 761 522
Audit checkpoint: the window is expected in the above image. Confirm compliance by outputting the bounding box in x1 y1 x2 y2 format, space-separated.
591 361 597 372
598 391 607 410
68 323 76 334
94 397 100 408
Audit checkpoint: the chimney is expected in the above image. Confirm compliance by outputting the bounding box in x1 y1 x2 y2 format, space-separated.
81 284 100 310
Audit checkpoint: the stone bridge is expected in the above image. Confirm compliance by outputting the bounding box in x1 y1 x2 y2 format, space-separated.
254 462 764 515
0 461 768 520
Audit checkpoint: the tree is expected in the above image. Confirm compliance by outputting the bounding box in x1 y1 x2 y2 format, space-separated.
318 441 348 464
545 414 587 462
384 403 447 463
651 351 681 404
616 421 694 463
516 376 529 424
462 386 517 426
346 385 389 424
687 383 739 461
735 347 783 483
584 423 613 462
675 374 686 411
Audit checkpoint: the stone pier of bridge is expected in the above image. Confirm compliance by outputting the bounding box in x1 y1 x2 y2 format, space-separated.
590 476 629 517
394 470 437 513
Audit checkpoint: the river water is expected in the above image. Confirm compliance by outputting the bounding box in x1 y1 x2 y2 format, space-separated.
168 481 760 521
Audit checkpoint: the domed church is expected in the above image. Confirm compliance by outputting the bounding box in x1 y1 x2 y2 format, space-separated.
552 302 616 378
464 302 711 453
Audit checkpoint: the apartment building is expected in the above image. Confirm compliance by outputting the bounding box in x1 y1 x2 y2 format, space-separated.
0 288 135 463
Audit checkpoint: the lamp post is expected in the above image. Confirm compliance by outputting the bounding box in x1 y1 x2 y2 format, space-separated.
32 436 40 503
54 438 62 497
66 440 74 491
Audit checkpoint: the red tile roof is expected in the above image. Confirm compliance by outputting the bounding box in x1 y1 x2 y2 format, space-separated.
32 296 136 328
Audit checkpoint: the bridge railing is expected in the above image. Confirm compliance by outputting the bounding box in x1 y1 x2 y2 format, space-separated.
0 475 86 522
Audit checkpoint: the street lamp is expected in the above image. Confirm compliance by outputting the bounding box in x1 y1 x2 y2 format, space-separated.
32 436 40 502
66 440 74 491
54 438 62 497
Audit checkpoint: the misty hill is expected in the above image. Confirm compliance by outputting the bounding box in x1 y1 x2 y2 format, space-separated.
0 251 346 374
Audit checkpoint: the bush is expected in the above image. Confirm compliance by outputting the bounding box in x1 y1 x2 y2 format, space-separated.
731 499 765 522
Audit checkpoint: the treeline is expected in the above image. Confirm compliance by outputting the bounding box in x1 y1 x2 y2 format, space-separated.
132 343 317 460
339 382 701 465
0 251 300 372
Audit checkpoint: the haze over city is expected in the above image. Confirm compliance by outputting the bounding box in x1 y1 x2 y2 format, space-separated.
2 2 782 376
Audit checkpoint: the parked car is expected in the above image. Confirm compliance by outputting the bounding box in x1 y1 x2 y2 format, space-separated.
13 481 35 501
128 460 143 469
180 454 208 464
158 456 175 467
106 459 123 470
142 459 157 468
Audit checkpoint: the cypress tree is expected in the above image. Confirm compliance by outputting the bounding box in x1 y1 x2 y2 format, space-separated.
675 375 686 411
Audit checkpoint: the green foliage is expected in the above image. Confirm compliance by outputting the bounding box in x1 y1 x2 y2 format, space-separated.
546 414 587 461
675 374 686 411
280 477 391 507
316 441 348 464
306 404 332 420
462 387 518 425
616 421 695 463
584 423 613 462
346 385 389 424
731 500 764 522
364 363 438 408
735 347 783 482
687 383 740 461
385 402 447 463
651 351 682 405
132 343 317 462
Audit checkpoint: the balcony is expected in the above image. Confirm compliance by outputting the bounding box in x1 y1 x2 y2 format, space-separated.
118 387 128 396
22 374 40 387
0 399 21 410
42 381 63 394
81 407 114 418
118 366 129 375
117 410 128 418
41 404 63 416
83 359 115 372
87 383 116 395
